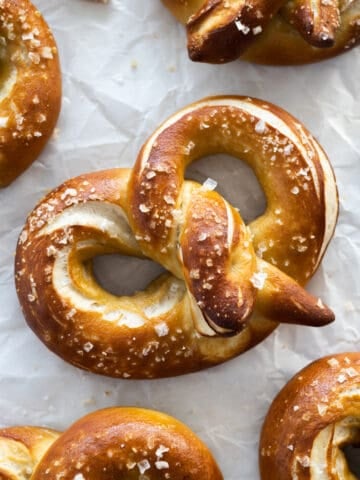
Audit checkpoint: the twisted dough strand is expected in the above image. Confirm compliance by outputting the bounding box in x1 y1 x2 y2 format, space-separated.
129 96 337 334
162 0 360 63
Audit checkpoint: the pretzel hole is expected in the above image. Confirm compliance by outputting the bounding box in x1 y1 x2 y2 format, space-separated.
186 153 266 223
342 444 360 477
93 254 166 296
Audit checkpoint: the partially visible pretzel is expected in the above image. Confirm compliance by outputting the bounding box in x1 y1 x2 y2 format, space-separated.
260 353 360 480
162 0 360 64
15 96 338 379
0 408 223 480
0 0 61 187
0 426 59 479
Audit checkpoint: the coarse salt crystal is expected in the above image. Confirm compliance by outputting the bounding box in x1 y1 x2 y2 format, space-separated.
155 322 169 337
284 144 294 156
83 342 94 352
255 119 266 134
46 245 58 257
297 456 310 468
19 230 28 244
66 309 76 320
327 358 339 368
37 113 47 123
41 46 53 59
137 460 150 475
139 204 150 213
61 188 77 198
317 403 328 416
155 461 169 470
344 367 357 378
189 269 200 279
250 271 267 289
22 32 34 41
156 445 170 458
73 474 85 480
201 177 218 191
29 52 40 64
164 195 175 205
337 374 347 384
317 298 324 309
235 20 250 34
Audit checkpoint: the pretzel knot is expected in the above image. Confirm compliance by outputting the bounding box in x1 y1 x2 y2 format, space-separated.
162 0 360 64
260 353 360 480
0 408 223 480
16 96 338 379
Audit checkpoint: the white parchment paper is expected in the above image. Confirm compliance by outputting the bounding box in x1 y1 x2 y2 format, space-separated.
1 1 360 478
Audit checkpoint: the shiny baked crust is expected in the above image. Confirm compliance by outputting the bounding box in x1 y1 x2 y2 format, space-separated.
0 426 59 479
162 0 360 64
260 353 360 479
15 96 338 379
0 408 223 480
0 0 61 187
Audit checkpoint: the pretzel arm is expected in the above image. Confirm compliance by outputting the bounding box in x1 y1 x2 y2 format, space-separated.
186 0 284 63
281 0 341 46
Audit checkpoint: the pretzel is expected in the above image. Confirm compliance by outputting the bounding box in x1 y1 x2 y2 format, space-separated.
0 407 223 480
162 0 360 64
0 426 59 479
0 0 61 187
15 96 338 379
260 353 360 479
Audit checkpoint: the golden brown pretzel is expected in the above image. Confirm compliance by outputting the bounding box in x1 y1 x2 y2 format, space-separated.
0 426 59 479
260 353 360 480
0 0 61 187
162 0 360 64
15 96 338 379
0 408 222 480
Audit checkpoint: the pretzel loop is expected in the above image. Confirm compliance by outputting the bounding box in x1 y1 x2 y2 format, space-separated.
16 96 338 379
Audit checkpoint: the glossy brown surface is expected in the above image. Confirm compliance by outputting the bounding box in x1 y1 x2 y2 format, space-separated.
162 0 360 64
0 408 223 480
0 0 61 187
260 353 360 479
16 97 338 378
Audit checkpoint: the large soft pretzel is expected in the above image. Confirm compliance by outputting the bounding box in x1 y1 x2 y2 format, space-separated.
162 0 360 64
0 0 61 187
15 96 338 379
260 353 360 479
0 407 222 480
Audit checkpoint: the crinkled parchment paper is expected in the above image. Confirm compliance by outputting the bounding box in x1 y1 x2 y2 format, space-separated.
0 1 359 478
